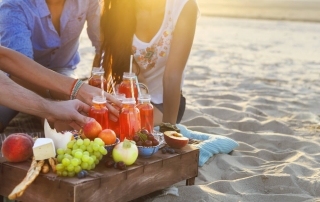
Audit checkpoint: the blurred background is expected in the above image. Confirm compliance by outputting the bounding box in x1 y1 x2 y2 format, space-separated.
197 0 320 22
76 0 320 79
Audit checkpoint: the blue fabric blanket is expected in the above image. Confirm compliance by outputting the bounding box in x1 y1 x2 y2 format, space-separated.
155 124 239 166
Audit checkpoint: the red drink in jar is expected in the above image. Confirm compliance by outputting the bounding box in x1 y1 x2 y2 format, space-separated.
89 96 109 130
136 94 154 133
88 67 107 91
119 98 141 142
108 93 125 138
118 72 138 101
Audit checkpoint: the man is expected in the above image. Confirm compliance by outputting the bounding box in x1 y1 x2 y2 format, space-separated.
0 0 102 131
0 46 121 130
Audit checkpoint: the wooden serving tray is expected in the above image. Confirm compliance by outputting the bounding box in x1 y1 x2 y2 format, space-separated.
0 145 199 202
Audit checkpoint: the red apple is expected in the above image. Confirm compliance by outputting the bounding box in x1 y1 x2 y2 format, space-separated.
82 119 102 140
164 131 189 149
1 133 34 162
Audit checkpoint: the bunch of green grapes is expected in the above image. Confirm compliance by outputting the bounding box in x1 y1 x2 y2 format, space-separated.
55 138 107 177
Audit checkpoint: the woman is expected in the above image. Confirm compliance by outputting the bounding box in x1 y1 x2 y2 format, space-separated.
100 0 199 131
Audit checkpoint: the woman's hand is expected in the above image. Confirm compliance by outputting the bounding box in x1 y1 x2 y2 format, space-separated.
76 83 122 122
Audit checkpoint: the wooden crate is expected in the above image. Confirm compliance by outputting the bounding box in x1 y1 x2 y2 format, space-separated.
0 145 199 202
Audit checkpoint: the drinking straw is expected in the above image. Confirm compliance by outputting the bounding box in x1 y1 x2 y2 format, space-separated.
109 75 116 95
135 76 142 97
129 55 133 73
129 55 134 98
101 75 104 98
130 78 134 99
100 51 105 99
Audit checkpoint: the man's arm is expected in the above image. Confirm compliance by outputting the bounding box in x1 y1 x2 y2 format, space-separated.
0 71 91 129
0 47 72 98
0 47 121 120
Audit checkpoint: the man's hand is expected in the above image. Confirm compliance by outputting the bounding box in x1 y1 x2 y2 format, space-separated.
46 100 93 130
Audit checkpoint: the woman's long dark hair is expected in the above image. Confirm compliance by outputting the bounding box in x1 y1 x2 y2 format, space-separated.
100 0 136 85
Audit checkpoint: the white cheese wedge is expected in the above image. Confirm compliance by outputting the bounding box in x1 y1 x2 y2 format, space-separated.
33 138 56 160
44 119 73 150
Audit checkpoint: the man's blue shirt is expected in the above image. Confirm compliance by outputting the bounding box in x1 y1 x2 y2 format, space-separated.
0 0 100 69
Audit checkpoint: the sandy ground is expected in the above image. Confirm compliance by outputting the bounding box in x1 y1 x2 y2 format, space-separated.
74 15 320 201
153 16 320 202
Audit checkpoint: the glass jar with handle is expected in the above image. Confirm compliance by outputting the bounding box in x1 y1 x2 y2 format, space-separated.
136 94 154 134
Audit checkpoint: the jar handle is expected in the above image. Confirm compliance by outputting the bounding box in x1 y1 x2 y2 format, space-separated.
138 83 149 94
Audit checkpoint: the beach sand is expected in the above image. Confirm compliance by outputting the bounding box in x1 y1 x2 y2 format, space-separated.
151 16 320 202
74 15 320 201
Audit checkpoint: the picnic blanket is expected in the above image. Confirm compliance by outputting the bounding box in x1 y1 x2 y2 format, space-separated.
154 124 239 166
